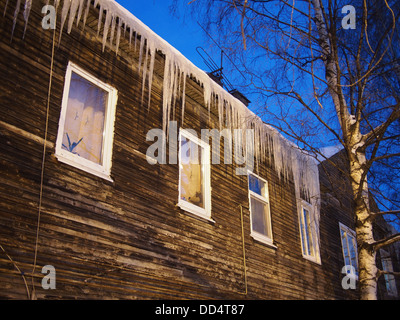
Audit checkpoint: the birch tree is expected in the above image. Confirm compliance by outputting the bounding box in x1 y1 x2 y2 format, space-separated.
174 0 400 299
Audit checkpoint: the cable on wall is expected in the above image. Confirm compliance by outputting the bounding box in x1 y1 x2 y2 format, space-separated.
30 7 58 300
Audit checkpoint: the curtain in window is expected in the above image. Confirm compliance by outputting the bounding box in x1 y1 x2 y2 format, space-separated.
180 139 204 208
62 72 107 165
250 197 270 236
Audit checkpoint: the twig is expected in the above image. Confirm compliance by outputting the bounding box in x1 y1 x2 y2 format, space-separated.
0 244 31 299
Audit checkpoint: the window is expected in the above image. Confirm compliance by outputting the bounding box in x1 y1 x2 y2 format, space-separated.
248 172 274 246
380 249 398 297
55 62 118 181
299 201 321 264
178 129 212 220
339 223 358 278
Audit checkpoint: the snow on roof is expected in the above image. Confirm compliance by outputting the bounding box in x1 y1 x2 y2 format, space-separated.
7 0 321 207
317 145 344 162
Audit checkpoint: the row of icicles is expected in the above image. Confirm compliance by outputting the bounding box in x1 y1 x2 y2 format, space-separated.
4 0 321 208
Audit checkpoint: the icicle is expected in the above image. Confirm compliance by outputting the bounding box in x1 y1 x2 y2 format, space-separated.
101 9 112 51
137 36 145 74
109 13 116 48
97 3 103 37
22 0 32 39
3 0 9 17
217 97 223 131
115 17 122 55
147 45 156 110
67 0 80 33
128 27 132 48
82 0 91 29
11 0 21 41
75 0 85 28
181 75 186 125
171 65 179 113
171 68 178 121
134 33 138 52
162 56 174 140
59 0 71 44
141 46 150 105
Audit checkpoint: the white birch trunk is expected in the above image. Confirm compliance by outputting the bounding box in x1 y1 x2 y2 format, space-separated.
349 145 378 300
311 0 378 299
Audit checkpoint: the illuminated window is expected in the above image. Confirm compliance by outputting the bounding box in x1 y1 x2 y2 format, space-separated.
248 173 274 246
55 62 118 181
178 129 211 220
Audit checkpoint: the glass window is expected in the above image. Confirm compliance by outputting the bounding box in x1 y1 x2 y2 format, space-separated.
61 72 107 164
299 201 320 264
339 223 358 277
250 197 270 237
56 62 117 181
178 130 211 219
248 173 273 245
380 249 398 297
303 208 313 256
180 138 205 209
249 174 267 198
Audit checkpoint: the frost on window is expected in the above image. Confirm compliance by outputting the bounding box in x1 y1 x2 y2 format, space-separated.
62 72 107 165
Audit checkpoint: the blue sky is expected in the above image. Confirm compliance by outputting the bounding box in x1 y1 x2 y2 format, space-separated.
115 0 257 118
117 0 210 72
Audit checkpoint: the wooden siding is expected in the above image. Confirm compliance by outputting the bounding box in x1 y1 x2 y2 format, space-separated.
318 151 360 299
1 0 396 300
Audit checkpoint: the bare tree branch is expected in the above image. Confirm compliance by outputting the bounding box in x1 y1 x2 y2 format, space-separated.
373 233 400 251
377 269 400 279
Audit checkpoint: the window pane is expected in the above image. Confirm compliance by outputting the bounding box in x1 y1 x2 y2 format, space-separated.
62 72 107 165
341 229 351 268
382 258 396 294
380 250 397 295
303 208 313 256
348 234 358 272
249 175 267 198
180 138 204 208
251 197 270 237
300 213 307 255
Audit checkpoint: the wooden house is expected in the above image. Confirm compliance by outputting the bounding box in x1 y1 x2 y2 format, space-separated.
0 0 398 300
318 150 400 300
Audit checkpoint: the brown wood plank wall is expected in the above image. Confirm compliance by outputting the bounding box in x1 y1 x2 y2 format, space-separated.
0 0 364 300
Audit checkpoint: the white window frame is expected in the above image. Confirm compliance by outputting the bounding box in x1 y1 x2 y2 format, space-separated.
299 200 321 264
339 223 358 279
248 172 275 247
55 62 118 181
178 129 212 222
